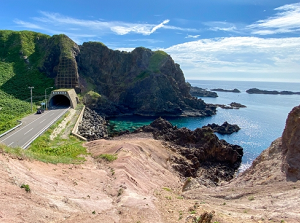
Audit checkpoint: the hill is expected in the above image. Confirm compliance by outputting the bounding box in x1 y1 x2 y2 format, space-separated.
0 30 216 134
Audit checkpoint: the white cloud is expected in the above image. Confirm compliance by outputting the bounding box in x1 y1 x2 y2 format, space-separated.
185 34 200 39
15 11 175 36
204 21 238 32
163 37 300 80
248 3 300 35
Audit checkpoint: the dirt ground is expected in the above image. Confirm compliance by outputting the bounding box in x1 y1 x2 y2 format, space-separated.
0 131 299 223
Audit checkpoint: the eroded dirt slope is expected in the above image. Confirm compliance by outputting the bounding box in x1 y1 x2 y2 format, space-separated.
0 133 299 223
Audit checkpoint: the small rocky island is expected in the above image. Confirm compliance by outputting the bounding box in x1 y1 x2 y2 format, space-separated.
211 88 241 93
215 102 246 109
188 83 218 98
246 88 300 95
204 122 240 134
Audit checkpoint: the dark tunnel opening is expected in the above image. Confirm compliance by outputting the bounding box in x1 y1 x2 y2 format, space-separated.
49 95 71 108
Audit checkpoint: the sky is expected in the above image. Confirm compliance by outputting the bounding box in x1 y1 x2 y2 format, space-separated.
1 0 300 82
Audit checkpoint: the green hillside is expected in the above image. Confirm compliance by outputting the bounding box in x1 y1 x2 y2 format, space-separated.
0 30 54 133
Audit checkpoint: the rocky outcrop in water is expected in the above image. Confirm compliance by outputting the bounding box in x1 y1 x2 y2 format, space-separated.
211 88 240 93
204 122 240 134
215 102 246 109
78 107 108 140
246 88 300 95
135 117 243 185
188 84 218 98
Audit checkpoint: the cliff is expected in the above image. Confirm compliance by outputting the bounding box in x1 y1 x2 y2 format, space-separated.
0 30 216 118
77 43 216 117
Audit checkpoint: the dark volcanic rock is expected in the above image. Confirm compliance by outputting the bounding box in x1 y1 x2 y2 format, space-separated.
136 118 243 184
282 105 300 181
77 43 217 117
211 88 241 93
204 122 240 134
78 107 108 141
246 88 300 95
188 84 218 98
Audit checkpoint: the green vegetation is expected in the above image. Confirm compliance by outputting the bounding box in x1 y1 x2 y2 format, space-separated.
149 50 168 72
0 111 88 164
135 70 150 81
86 90 101 100
27 113 87 164
162 187 172 192
248 196 255 201
0 30 54 134
98 153 118 162
20 184 31 193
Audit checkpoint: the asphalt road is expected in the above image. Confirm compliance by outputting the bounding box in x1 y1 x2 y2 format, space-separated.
0 107 69 149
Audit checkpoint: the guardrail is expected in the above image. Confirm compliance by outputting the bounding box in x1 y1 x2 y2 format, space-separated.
0 120 22 139
71 105 87 141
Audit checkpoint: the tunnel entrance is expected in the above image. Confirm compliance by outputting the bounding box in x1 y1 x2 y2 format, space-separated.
49 95 70 108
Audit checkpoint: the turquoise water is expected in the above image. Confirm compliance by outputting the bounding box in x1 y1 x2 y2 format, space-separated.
109 80 300 169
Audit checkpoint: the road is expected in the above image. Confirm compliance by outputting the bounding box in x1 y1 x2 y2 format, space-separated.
0 107 69 149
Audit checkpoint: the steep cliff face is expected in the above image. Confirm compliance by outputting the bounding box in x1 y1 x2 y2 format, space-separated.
77 42 216 117
0 30 216 117
282 105 300 181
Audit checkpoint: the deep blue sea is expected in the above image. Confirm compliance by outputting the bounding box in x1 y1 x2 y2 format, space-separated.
109 80 300 170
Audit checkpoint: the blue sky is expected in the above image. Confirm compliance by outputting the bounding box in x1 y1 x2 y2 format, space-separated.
2 0 300 82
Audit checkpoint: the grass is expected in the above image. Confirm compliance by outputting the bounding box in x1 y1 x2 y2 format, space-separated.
98 153 118 162
20 184 31 193
0 30 54 134
0 110 88 164
148 50 168 72
248 196 255 201
162 187 172 192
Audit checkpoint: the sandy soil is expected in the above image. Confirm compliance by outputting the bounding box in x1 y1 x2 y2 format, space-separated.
0 133 299 223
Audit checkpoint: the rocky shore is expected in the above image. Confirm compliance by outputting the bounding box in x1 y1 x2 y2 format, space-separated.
78 107 108 140
134 117 243 185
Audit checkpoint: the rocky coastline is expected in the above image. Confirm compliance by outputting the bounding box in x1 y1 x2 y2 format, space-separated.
134 117 243 185
246 88 300 95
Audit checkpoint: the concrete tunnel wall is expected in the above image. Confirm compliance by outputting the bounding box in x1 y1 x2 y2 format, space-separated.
48 89 78 109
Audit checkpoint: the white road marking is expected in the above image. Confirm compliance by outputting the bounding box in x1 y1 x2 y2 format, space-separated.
24 128 33 135
8 142 14 146
40 119 46 123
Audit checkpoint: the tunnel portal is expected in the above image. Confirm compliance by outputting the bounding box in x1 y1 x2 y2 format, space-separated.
48 89 78 109
49 95 70 108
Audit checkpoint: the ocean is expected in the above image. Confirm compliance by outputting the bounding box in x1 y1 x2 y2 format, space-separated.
109 80 300 170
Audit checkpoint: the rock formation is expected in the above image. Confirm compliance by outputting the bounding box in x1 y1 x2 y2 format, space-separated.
77 43 216 117
204 122 240 134
246 88 300 95
78 107 108 140
188 83 218 98
211 88 241 93
135 117 243 185
282 105 300 181
236 105 300 185
215 102 246 109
